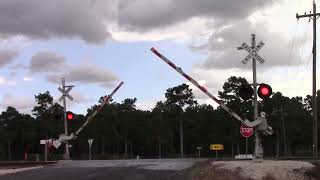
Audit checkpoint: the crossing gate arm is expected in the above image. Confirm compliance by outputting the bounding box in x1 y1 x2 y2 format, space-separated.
150 47 261 127
73 81 124 137
53 82 124 148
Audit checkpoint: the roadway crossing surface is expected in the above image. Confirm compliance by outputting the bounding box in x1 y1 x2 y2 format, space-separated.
0 159 205 180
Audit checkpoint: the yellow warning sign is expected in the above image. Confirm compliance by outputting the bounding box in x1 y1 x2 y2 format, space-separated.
210 144 224 151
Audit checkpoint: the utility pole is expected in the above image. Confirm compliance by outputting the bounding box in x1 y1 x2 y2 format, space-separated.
179 114 184 158
280 106 287 157
296 0 320 158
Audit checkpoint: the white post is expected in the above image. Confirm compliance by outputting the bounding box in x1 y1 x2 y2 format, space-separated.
88 139 93 160
246 137 248 159
62 78 70 160
44 142 48 162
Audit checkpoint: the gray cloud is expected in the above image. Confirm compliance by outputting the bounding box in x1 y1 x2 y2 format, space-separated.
71 91 94 103
0 0 116 44
11 63 27 70
29 51 66 73
9 63 27 77
46 63 119 87
193 20 302 70
1 93 34 110
0 49 19 68
0 0 279 43
118 0 275 32
54 90 95 110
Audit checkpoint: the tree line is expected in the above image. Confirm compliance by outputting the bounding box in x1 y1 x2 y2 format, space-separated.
0 76 317 160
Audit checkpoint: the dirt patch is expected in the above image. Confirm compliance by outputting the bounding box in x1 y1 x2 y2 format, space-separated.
170 160 319 180
304 162 320 180
173 160 259 180
213 160 315 180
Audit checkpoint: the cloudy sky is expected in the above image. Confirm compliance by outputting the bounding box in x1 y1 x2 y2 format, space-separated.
0 0 316 114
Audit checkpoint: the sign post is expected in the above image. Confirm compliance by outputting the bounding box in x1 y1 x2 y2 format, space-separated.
196 147 202 158
45 142 47 162
240 125 253 159
40 139 52 162
88 139 93 160
246 137 248 159
210 144 224 159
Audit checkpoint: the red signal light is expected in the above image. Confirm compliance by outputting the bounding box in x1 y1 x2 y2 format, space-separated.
66 111 74 120
258 84 272 99
260 87 269 96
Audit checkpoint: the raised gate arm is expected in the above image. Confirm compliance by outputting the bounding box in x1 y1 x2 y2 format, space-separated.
74 81 124 137
150 47 261 127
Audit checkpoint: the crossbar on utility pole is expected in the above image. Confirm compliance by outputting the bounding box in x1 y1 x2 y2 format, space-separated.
296 0 320 159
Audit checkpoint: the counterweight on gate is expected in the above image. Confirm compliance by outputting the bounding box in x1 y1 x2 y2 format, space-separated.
150 47 261 127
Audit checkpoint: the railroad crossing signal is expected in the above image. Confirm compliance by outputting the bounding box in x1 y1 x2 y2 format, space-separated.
58 85 74 101
151 46 273 159
52 81 124 149
240 41 265 64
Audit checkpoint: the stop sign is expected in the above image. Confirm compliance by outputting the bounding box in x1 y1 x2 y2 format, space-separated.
240 125 253 138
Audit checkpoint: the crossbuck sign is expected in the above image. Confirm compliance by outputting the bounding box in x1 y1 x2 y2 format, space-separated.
58 86 74 101
241 41 265 64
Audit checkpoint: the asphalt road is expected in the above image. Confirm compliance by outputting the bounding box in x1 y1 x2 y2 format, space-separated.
0 159 205 180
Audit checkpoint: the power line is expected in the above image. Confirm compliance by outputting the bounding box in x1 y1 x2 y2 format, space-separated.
287 21 299 77
296 21 311 74
289 22 299 65
300 52 313 88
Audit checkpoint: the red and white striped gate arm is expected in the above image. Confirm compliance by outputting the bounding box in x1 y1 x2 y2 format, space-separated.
74 81 124 136
150 47 260 127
